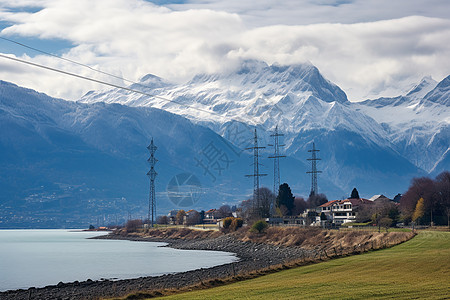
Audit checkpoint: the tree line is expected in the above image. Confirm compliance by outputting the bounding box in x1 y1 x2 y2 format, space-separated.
400 171 450 226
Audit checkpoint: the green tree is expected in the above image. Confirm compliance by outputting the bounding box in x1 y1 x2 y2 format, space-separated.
251 220 268 233
276 183 295 216
350 188 360 199
412 198 425 224
199 210 205 224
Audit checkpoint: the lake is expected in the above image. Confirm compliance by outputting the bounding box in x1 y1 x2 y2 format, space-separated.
0 229 237 291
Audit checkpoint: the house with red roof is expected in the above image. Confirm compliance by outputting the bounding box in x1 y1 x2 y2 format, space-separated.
320 198 373 225
203 208 221 224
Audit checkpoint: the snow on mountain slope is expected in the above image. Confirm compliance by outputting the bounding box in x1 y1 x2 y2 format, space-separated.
78 60 428 197
1 80 346 227
355 76 449 172
420 75 450 107
81 60 347 122
81 60 388 146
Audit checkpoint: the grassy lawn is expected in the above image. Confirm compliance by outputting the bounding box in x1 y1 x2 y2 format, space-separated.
159 231 450 299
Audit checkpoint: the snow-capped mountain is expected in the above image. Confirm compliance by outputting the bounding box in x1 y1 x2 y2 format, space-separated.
0 80 343 227
80 60 431 197
1 60 447 227
81 60 349 130
355 76 449 174
81 60 392 149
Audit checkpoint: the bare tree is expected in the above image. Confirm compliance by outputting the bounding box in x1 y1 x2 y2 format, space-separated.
436 171 450 228
292 197 307 216
400 177 434 223
258 187 275 218
186 210 201 225
307 193 328 208
400 171 449 225
217 205 233 218
125 219 143 233
157 215 169 225
176 210 186 225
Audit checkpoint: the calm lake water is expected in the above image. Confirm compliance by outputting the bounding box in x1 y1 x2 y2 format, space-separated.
0 229 237 291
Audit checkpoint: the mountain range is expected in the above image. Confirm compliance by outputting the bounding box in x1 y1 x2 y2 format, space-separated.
1 60 448 227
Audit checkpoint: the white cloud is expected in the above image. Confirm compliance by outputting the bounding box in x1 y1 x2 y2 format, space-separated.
0 0 449 101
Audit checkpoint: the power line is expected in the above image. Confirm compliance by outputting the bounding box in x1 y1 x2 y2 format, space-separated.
0 36 146 88
0 53 227 119
0 36 270 129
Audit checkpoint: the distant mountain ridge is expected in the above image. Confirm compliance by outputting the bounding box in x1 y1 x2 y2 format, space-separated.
0 79 342 228
354 75 449 174
80 60 447 192
1 60 448 227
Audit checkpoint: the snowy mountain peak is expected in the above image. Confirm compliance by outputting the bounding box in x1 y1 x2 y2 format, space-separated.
188 60 348 104
130 73 174 91
406 76 437 100
420 75 450 107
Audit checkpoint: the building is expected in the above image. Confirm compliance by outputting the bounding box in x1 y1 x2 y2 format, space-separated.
369 194 391 202
320 198 373 225
167 209 179 225
203 208 221 224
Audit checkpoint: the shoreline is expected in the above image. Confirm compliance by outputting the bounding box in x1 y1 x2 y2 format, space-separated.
0 232 315 300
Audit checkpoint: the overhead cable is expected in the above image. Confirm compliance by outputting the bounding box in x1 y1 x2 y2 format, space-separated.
0 53 225 118
0 36 144 88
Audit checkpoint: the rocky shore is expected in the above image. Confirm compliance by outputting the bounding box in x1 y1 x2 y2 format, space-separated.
0 233 316 300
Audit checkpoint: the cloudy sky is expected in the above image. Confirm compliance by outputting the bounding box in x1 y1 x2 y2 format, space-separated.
0 0 449 101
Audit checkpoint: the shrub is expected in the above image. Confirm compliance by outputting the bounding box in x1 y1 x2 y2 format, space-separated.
250 220 268 233
125 219 143 233
231 218 243 231
222 217 234 229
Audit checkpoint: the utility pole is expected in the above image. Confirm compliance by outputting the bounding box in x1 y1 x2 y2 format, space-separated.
306 142 321 197
245 129 267 218
268 126 285 216
147 138 157 227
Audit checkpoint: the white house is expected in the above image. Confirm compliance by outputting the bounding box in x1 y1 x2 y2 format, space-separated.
320 198 373 225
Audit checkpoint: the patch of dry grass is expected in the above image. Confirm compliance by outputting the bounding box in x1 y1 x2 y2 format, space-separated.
158 231 450 300
236 227 413 253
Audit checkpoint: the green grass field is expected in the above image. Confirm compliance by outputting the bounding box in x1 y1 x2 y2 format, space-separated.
159 231 450 299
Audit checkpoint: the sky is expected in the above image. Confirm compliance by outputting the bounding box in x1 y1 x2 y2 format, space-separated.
0 0 449 101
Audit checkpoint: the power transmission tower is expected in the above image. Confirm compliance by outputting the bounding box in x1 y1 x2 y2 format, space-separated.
147 138 158 227
306 142 321 197
245 129 267 218
268 126 285 216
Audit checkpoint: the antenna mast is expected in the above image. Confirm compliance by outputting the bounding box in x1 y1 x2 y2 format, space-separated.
306 142 321 197
147 138 158 227
268 126 286 215
245 129 267 218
